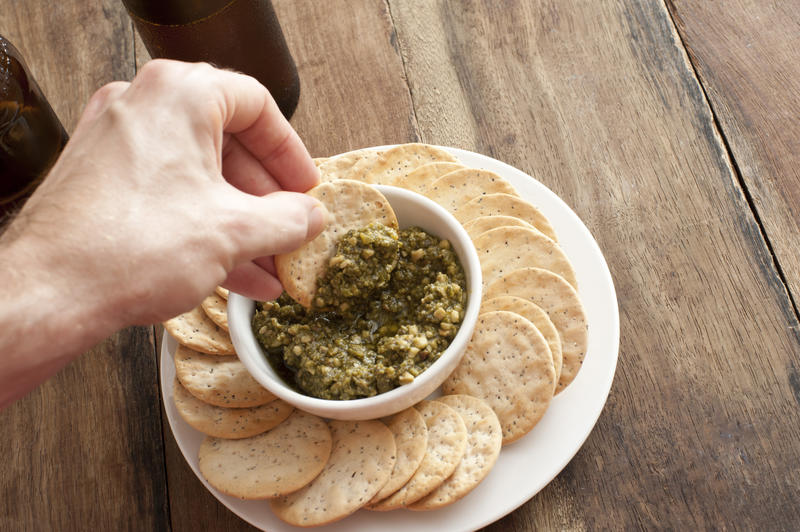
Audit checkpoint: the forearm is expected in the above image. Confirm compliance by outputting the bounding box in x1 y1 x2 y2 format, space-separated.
0 235 120 408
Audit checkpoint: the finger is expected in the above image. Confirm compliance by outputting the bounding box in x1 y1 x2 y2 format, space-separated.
253 255 277 276
221 190 326 261
222 261 284 301
73 81 130 135
209 69 320 193
222 135 282 196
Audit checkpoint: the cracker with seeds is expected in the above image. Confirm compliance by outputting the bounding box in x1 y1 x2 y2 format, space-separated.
485 267 587 393
174 345 276 407
214 285 229 300
163 306 234 355
350 143 458 184
369 407 428 504
370 400 467 510
270 420 396 527
462 214 539 239
455 193 558 242
317 148 384 182
424 169 519 215
198 410 332 500
481 295 563 388
275 180 398 308
201 293 228 331
410 395 502 510
442 311 556 445
173 379 293 439
473 226 577 290
390 162 465 194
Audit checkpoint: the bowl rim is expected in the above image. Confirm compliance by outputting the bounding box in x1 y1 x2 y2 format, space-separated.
228 184 482 418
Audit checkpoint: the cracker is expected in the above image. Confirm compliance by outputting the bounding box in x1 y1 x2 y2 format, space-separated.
198 410 332 499
313 157 329 167
424 169 519 215
409 395 502 510
163 306 235 355
200 293 228 331
442 311 555 445
270 420 396 527
172 378 293 439
481 295 563 390
368 407 428 504
390 162 465 194
455 193 558 242
462 214 538 239
174 344 276 407
350 143 458 184
485 267 588 393
214 285 229 300
275 180 398 307
472 226 577 290
318 148 384 182
370 400 467 510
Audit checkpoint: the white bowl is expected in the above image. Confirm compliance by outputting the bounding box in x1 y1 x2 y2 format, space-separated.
228 185 482 420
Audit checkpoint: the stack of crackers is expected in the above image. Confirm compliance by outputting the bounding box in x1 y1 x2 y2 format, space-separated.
162 143 588 526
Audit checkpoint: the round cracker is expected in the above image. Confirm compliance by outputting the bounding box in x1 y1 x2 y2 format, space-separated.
270 420 396 527
472 226 577 290
163 306 234 355
462 215 538 239
317 148 384 182
390 161 465 194
368 407 428 504
201 293 228 331
174 344 276 407
172 379 293 439
455 193 558 242
214 286 229 300
424 169 519 215
198 410 332 499
313 156 329 166
349 143 458 184
275 180 398 307
370 400 467 510
442 311 556 445
485 267 588 393
409 395 502 510
481 295 563 390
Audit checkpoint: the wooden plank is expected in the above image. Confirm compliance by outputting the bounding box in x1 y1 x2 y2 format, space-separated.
0 1 169 530
666 0 800 332
390 0 800 529
139 1 418 529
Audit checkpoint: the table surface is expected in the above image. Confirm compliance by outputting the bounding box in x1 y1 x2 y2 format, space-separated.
2 1 800 530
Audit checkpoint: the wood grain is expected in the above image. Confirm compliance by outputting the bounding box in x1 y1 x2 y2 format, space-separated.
666 0 800 345
389 0 800 529
0 2 169 531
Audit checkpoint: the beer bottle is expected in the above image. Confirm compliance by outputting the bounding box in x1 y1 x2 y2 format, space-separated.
122 0 300 119
0 35 69 221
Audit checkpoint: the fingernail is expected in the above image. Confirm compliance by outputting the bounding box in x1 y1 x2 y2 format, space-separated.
307 203 327 240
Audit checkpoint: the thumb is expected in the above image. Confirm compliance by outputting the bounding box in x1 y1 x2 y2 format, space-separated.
229 190 327 259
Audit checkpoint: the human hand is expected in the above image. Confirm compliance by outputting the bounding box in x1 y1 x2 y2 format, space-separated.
3 59 325 329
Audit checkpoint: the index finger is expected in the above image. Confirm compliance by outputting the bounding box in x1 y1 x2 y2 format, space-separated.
212 69 319 193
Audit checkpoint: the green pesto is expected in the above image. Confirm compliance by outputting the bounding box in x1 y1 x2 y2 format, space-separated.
252 223 467 400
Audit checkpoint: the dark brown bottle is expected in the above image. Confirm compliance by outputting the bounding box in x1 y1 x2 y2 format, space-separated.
0 35 68 221
123 0 300 119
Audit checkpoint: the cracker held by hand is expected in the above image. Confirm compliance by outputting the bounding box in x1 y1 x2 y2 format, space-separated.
275 180 398 308
270 420 396 527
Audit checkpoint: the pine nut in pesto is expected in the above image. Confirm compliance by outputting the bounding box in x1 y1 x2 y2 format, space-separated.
252 223 467 400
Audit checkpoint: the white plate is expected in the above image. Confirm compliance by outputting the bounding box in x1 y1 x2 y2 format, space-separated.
160 146 620 531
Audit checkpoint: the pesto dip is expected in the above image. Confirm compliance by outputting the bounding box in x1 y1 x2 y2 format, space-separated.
252 223 467 400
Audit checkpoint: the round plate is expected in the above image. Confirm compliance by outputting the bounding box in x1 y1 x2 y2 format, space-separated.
160 145 620 531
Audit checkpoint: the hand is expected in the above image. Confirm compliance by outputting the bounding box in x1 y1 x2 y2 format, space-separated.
5 59 325 327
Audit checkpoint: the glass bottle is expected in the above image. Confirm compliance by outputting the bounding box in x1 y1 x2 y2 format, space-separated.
122 0 300 119
0 35 68 220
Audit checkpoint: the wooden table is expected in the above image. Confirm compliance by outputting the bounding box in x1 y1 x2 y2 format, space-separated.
2 0 799 529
